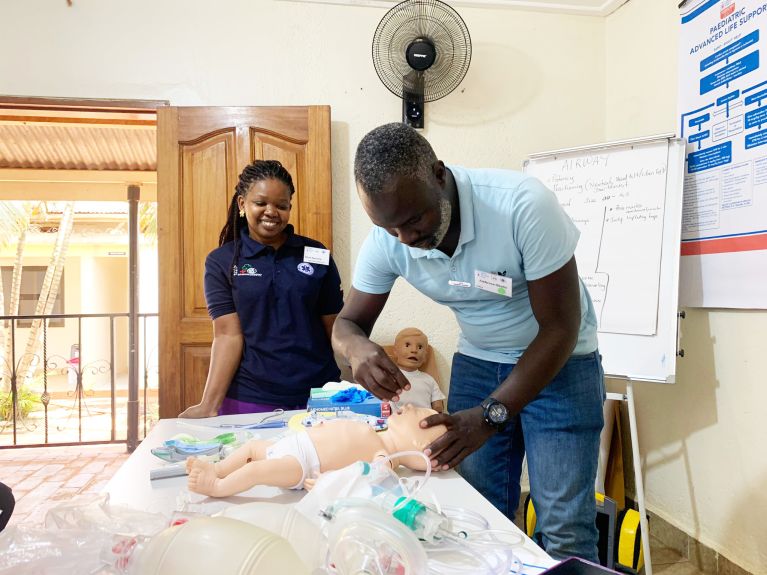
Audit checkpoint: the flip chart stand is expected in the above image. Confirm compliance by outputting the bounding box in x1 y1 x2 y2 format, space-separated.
607 383 653 575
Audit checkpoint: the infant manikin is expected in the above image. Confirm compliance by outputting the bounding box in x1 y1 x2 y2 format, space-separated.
186 404 445 497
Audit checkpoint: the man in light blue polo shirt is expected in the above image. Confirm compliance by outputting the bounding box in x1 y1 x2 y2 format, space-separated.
332 123 604 561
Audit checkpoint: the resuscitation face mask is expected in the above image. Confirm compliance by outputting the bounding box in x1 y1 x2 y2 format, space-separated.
295 453 450 544
294 456 522 575
294 459 411 528
294 457 437 575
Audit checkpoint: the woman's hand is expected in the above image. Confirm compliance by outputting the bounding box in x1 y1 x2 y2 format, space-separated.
420 406 496 470
178 403 219 419
348 340 410 401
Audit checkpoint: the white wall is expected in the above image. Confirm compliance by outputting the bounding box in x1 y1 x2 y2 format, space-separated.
0 0 605 381
606 1 767 573
79 255 130 381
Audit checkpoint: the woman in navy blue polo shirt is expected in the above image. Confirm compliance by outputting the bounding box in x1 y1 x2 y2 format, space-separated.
179 160 344 417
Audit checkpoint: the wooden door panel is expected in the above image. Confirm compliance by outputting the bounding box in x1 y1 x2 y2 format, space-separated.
176 107 312 143
176 320 213 343
180 132 237 318
158 106 332 418
182 345 212 408
303 110 332 247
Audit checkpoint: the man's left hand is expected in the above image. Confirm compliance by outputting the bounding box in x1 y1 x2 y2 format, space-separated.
420 406 495 470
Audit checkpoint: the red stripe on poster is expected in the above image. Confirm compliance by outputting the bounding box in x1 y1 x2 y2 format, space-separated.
681 233 767 256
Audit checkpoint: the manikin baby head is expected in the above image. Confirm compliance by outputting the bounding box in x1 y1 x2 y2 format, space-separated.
392 327 429 372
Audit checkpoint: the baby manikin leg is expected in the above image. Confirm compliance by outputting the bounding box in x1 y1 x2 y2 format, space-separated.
189 457 304 497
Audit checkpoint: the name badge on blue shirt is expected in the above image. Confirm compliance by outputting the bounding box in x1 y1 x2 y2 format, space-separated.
304 246 330 265
474 270 512 297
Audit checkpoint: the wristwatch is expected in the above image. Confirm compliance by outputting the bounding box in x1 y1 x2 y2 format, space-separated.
481 397 511 431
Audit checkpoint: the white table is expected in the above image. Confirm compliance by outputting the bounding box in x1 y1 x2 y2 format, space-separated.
104 412 555 573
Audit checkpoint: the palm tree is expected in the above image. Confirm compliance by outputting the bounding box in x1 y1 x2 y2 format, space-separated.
16 202 76 386
0 202 34 393
139 202 157 245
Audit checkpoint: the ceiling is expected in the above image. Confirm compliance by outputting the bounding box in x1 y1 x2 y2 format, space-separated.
280 0 631 17
481 0 629 15
0 107 157 172
0 124 156 171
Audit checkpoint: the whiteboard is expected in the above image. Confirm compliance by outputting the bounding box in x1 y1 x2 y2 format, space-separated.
524 136 685 383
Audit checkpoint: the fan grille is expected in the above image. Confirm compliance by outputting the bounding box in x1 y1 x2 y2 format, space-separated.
372 0 472 103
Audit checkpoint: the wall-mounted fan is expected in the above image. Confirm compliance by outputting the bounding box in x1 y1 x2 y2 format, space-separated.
372 0 472 128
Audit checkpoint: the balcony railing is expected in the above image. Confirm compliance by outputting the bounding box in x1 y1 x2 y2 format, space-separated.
0 312 158 449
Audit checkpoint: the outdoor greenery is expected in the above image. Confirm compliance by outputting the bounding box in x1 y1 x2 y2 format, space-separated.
0 385 42 421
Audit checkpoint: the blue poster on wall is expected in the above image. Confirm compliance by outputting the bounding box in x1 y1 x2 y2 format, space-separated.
679 0 767 308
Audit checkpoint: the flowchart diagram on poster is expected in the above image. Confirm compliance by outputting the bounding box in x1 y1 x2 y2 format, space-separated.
680 3 767 238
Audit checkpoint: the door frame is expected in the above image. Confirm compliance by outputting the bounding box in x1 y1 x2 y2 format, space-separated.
0 95 166 451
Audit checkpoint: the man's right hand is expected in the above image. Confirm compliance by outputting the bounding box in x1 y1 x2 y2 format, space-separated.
178 403 219 419
332 288 407 400
349 340 411 401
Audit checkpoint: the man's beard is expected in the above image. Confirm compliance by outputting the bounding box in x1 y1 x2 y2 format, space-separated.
419 196 452 250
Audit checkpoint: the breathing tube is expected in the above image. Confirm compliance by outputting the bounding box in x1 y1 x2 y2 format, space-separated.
424 526 523 575
324 451 524 575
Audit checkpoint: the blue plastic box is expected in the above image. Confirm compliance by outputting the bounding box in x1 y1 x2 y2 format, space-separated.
306 388 393 418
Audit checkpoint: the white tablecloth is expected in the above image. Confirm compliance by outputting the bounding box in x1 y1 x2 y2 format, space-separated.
104 412 556 574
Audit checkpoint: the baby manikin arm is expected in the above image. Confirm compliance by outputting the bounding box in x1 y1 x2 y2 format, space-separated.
303 474 320 491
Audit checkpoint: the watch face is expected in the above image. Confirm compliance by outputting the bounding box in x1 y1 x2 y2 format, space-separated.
488 402 508 423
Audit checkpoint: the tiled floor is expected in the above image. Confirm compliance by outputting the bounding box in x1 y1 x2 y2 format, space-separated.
1 445 708 575
653 544 710 575
511 494 709 575
0 443 129 528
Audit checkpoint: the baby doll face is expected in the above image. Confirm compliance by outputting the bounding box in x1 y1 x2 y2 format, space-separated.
393 332 428 371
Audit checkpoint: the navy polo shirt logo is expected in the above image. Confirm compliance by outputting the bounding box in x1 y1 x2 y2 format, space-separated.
233 264 262 277
297 262 314 275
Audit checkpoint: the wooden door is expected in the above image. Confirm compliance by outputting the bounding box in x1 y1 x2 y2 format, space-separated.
157 106 332 418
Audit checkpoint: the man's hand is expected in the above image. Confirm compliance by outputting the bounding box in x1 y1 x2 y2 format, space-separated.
348 340 411 401
178 403 219 419
420 406 495 470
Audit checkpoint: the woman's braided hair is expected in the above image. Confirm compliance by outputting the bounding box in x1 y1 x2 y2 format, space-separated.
220 159 295 282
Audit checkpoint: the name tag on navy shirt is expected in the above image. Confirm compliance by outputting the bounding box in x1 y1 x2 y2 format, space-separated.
475 270 512 297
304 246 330 265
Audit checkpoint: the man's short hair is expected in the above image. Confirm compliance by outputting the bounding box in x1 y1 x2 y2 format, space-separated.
354 123 438 196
